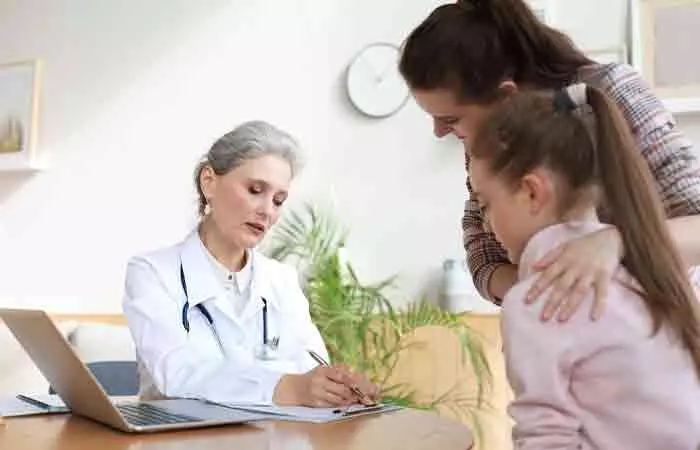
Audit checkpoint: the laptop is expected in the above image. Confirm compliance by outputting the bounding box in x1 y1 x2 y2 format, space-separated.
0 308 266 433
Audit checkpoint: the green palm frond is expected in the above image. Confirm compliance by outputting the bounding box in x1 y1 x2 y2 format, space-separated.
265 203 347 276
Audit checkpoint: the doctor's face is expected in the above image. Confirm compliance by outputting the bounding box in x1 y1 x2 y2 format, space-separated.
201 154 292 249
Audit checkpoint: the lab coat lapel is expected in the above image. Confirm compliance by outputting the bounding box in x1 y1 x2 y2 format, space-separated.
179 230 221 307
239 252 277 323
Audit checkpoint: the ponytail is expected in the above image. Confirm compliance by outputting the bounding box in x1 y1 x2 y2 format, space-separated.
587 86 700 378
468 0 586 83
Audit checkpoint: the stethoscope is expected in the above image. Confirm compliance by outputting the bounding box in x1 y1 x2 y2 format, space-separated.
179 261 277 359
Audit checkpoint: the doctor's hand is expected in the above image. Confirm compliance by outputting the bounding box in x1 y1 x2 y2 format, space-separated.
335 365 380 406
273 366 358 407
526 226 623 322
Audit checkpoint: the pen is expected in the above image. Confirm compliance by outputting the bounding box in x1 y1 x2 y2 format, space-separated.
307 350 375 405
17 394 54 410
262 298 268 345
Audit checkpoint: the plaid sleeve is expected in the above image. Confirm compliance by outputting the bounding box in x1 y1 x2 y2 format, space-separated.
584 63 700 218
463 157 511 304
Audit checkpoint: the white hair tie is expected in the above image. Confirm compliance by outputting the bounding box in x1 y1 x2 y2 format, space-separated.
566 83 588 107
553 83 588 111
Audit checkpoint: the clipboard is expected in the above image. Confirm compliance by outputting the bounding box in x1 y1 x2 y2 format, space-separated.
217 402 400 423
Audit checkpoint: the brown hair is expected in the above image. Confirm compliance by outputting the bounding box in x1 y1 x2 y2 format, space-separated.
399 0 592 103
471 86 700 377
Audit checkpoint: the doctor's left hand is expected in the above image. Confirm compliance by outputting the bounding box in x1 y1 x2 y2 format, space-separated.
273 366 360 407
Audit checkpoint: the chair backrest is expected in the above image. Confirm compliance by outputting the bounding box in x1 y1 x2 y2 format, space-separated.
50 360 139 396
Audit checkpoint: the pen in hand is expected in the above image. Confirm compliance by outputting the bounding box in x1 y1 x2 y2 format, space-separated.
307 350 376 406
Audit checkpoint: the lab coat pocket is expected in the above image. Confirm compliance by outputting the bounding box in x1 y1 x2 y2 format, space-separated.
271 318 306 356
257 320 307 373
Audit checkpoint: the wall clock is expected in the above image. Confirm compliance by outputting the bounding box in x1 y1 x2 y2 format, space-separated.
346 43 409 118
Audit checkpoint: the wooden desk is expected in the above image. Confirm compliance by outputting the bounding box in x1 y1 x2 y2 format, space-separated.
0 409 472 450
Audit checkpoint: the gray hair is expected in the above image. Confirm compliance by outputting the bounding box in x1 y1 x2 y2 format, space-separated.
194 120 301 216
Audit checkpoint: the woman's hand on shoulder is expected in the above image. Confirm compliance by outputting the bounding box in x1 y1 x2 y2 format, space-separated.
525 226 623 322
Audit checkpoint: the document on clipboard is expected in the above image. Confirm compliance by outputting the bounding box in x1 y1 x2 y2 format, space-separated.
217 402 400 423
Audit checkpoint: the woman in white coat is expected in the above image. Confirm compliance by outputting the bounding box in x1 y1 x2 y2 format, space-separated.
123 121 377 407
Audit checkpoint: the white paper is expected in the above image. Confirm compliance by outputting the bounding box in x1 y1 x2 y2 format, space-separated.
0 395 67 417
219 402 398 423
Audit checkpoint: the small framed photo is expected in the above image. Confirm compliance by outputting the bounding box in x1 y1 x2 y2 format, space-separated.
631 0 700 102
0 60 41 171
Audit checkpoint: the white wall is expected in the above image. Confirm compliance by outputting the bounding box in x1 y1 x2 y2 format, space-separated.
1 0 699 314
0 0 469 313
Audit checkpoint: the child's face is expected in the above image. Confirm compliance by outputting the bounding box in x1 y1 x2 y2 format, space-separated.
469 158 558 263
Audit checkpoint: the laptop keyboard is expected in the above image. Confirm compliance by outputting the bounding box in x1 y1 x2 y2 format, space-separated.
117 403 203 427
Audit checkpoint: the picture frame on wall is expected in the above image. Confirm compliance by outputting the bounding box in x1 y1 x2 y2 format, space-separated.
0 60 41 171
631 0 700 113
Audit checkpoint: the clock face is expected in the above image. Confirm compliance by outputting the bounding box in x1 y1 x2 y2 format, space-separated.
346 43 410 118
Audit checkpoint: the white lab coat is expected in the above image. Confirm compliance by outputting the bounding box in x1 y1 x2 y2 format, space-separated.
122 229 329 404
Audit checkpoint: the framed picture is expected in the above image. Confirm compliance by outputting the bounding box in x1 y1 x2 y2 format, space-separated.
631 0 700 104
0 60 41 171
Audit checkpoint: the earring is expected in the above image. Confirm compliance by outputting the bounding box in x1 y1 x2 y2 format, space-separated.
204 202 212 215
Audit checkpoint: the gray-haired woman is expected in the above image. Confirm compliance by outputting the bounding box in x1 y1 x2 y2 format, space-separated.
123 121 378 406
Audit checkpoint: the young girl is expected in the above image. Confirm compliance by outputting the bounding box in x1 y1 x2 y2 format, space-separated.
468 84 700 448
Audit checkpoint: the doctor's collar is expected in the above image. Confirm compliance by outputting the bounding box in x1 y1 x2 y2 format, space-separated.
203 246 253 295
180 230 278 309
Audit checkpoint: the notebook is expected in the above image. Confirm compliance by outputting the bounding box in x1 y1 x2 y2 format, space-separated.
219 402 400 423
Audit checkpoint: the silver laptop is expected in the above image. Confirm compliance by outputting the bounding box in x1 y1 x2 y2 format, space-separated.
0 308 266 433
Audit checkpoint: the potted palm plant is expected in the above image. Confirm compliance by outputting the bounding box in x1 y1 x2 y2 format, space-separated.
264 203 492 438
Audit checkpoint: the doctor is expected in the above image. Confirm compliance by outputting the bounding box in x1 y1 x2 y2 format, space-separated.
123 121 378 407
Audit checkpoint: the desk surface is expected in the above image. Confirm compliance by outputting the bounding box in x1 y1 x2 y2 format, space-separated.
0 409 472 450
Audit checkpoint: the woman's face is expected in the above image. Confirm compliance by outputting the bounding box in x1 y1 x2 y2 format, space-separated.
200 154 292 250
411 88 495 147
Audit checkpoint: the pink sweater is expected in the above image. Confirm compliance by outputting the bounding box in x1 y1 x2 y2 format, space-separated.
503 222 700 450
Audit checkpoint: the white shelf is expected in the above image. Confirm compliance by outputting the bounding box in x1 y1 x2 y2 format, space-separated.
663 98 700 116
0 157 47 173
0 166 43 173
